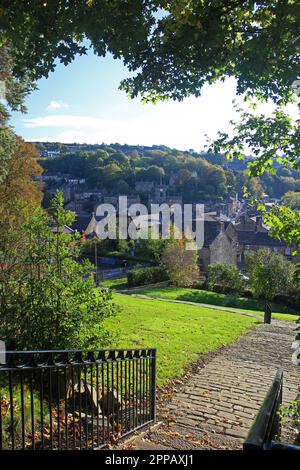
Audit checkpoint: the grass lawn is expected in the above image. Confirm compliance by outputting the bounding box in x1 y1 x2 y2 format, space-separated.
100 277 128 290
104 294 259 386
127 286 299 323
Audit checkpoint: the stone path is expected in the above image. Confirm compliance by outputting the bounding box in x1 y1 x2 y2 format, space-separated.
125 321 299 450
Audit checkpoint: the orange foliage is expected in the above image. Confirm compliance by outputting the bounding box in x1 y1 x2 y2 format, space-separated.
0 137 43 207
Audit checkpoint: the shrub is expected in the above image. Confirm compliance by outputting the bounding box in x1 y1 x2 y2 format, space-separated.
127 266 169 287
134 238 166 263
222 294 240 307
207 263 245 294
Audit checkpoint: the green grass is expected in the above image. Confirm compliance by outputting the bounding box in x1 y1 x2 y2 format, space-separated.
100 277 128 290
127 286 299 323
105 294 259 386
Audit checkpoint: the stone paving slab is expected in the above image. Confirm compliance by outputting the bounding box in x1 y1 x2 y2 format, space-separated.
124 321 299 450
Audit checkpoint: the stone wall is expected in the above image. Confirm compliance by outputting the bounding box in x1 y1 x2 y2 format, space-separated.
210 231 237 266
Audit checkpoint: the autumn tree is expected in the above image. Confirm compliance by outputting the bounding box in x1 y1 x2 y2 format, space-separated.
0 137 43 207
0 137 43 284
0 35 38 182
162 239 200 287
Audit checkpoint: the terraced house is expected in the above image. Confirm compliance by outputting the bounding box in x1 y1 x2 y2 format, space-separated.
199 214 298 273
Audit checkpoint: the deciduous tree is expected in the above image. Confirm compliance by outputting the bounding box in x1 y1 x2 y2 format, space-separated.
0 192 118 350
162 239 200 287
245 248 295 301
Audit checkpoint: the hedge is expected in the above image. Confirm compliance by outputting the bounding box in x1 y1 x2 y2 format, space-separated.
127 266 169 287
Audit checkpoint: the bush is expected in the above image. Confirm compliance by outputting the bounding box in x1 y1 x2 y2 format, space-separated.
207 263 245 294
127 266 169 287
134 238 166 263
275 288 300 310
243 289 254 298
222 294 240 307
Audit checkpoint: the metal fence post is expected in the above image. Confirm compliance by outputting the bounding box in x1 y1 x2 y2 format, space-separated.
150 349 157 422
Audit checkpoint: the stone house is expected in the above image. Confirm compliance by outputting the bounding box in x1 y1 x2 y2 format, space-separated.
234 213 268 232
235 230 293 269
210 223 238 266
147 184 182 208
198 220 236 273
199 215 298 274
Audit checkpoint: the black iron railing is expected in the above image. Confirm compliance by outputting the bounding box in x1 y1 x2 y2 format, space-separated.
0 348 156 450
244 368 300 451
244 368 283 450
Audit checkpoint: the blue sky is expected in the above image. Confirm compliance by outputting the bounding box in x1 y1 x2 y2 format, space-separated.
9 49 297 151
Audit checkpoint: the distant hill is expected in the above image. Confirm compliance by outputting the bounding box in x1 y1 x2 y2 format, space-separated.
33 142 300 202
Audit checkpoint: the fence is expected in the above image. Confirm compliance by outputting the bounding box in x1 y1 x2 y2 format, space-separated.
244 368 300 451
243 368 283 450
0 348 156 450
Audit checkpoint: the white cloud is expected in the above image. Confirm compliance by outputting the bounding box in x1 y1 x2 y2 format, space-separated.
46 100 69 111
24 115 116 129
23 106 237 150
25 80 240 150
25 78 298 150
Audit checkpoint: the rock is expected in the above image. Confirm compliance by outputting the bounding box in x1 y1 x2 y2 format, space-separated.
100 390 122 415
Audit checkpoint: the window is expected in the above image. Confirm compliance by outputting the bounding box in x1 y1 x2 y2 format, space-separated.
245 244 250 251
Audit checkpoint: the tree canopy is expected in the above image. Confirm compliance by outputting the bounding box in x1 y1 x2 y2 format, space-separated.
1 1 299 244
245 248 295 301
282 190 300 210
0 1 298 104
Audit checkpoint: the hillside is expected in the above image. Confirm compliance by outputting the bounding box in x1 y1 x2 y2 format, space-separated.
35 142 300 203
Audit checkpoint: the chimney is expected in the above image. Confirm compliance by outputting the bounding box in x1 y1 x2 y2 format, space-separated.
239 214 246 225
220 221 225 233
256 216 263 232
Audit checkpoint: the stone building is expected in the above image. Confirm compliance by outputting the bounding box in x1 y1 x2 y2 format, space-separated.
210 222 238 266
234 213 268 232
198 220 236 273
226 192 243 218
199 215 298 274
235 230 293 269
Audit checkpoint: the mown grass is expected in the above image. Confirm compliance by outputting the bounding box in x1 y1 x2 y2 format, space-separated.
105 294 259 386
127 286 299 323
100 277 128 290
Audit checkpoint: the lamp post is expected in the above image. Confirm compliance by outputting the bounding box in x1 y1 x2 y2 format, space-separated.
48 205 61 275
94 236 98 285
